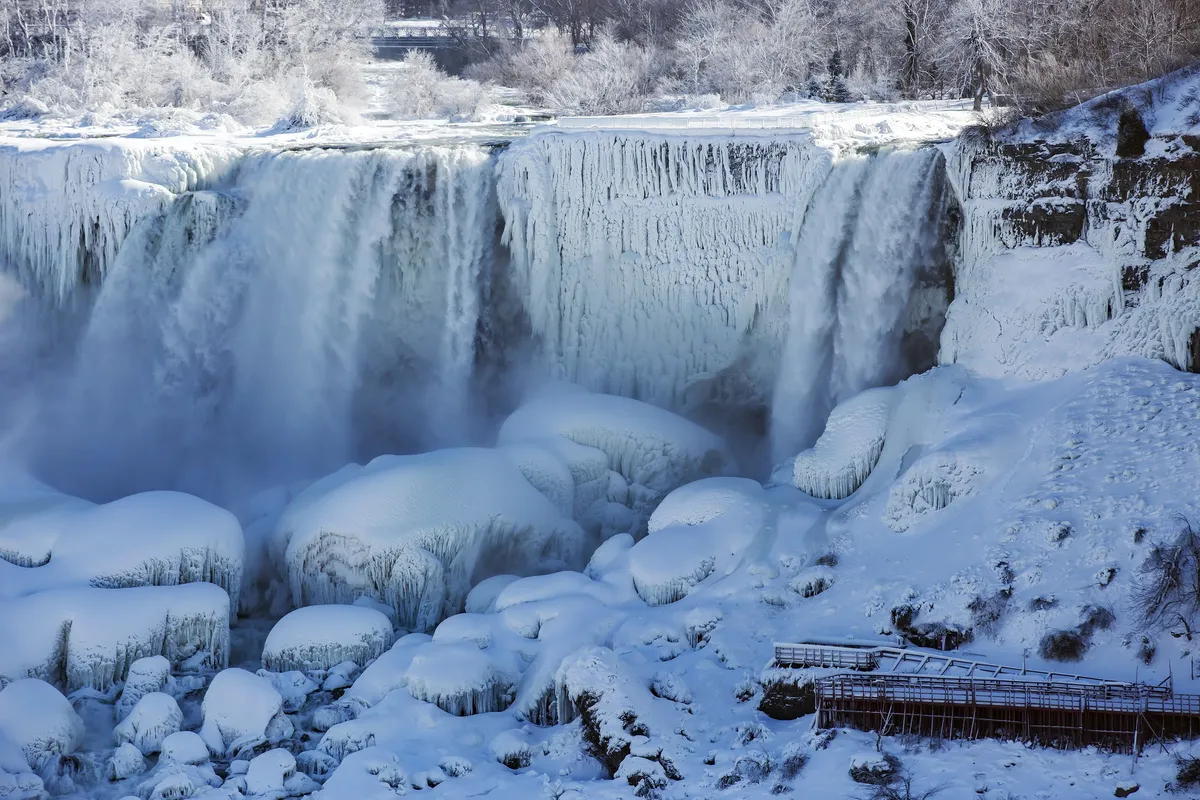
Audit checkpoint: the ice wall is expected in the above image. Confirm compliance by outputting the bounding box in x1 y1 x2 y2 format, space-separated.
3 144 501 501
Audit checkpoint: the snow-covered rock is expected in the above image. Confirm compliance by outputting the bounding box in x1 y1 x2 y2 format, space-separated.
244 749 317 798
0 733 43 800
115 656 172 721
198 669 292 758
778 386 893 499
114 692 183 756
276 448 587 631
406 642 521 716
0 679 83 774
262 605 394 674
258 671 319 714
108 743 148 781
0 583 230 692
159 732 210 766
499 388 734 535
310 748 409 799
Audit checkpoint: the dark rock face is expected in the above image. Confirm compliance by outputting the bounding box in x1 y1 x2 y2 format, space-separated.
1116 106 1151 159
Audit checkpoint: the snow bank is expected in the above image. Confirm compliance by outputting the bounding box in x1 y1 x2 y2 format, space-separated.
0 680 82 773
499 388 734 535
0 583 229 692
778 387 894 499
277 448 587 631
261 606 394 674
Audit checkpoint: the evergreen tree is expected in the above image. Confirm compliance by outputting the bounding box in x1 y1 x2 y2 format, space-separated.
825 48 851 102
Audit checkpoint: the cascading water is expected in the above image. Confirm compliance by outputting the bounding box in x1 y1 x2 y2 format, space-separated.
8 145 499 502
769 146 952 462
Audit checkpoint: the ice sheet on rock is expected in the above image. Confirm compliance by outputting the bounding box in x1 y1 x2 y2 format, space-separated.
0 488 244 617
115 693 183 756
278 448 587 631
0 139 239 303
499 389 734 534
261 605 394 673
406 642 521 716
199 669 292 757
0 680 83 773
0 583 229 692
781 387 894 500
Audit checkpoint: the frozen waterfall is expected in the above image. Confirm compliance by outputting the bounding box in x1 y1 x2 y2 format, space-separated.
5 145 500 501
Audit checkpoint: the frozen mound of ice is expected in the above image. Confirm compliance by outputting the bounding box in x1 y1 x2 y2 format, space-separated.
115 656 172 721
0 489 244 616
244 749 317 798
0 679 83 774
115 692 182 756
159 731 209 766
134 760 223 800
0 583 229 692
0 139 239 303
405 642 521 716
198 669 293 758
258 670 319 713
261 605 394 674
498 443 576 518
277 448 587 631
782 387 894 500
883 452 985 533
0 733 44 800
630 478 771 606
464 575 520 614
499 388 734 535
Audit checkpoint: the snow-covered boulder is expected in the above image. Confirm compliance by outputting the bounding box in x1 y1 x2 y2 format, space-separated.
108 743 147 781
0 583 230 692
406 642 521 716
198 669 292 758
245 749 317 798
159 732 210 766
0 679 83 774
311 748 409 800
262 605 393 674
258 671 319 714
0 490 244 615
0 733 43 800
276 449 587 631
115 656 172 721
778 386 893 499
499 387 735 536
114 692 182 756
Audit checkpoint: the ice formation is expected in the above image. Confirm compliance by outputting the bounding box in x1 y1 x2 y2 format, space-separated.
198 669 293 757
405 642 521 716
159 731 210 766
115 656 172 721
0 679 83 774
0 139 239 302
0 583 229 692
114 692 183 756
779 386 894 499
276 448 586 630
244 749 317 798
108 743 147 782
499 387 734 534
261 605 394 674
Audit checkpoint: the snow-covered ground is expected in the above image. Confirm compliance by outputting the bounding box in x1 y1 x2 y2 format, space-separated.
2 84 1200 800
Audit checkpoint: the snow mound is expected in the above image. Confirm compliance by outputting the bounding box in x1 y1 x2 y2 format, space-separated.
0 583 229 692
116 656 172 721
781 387 893 499
262 606 394 674
0 489 244 615
198 669 292 758
406 642 521 716
630 479 771 605
0 732 43 800
277 448 587 631
883 452 985 533
311 748 409 800
464 575 520 614
159 731 209 766
114 692 182 756
245 749 317 798
0 680 83 774
108 743 147 781
499 388 734 535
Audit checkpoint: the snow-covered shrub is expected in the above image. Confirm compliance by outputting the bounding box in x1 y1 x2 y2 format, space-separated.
276 449 587 631
198 669 292 758
0 680 83 774
114 693 182 756
781 387 893 500
388 51 485 120
490 730 533 770
849 752 901 785
261 605 394 674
